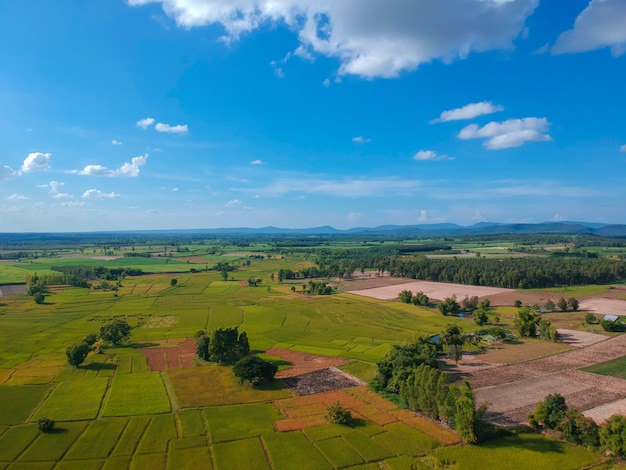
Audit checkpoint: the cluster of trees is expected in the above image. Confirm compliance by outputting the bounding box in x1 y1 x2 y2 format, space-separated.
600 317 626 332
195 327 250 363
26 273 47 304
371 335 480 443
528 393 626 456
66 320 131 367
232 355 277 385
397 290 429 306
515 307 559 342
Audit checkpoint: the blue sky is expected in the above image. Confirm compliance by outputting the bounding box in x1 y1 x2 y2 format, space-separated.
1 0 625 232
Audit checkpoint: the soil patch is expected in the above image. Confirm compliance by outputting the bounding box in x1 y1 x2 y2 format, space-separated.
579 297 626 316
56 254 124 261
584 398 626 424
557 329 608 348
0 284 27 296
140 338 195 371
348 280 512 301
282 368 366 396
266 348 347 379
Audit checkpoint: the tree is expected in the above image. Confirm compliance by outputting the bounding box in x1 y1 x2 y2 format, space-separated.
544 299 556 312
600 415 626 457
33 292 45 304
37 417 55 433
531 394 567 429
170 278 178 287
220 270 228 281
568 297 580 311
441 324 464 363
454 381 478 443
83 334 98 346
438 297 460 316
233 355 277 385
584 313 598 324
398 290 413 304
100 320 132 345
461 295 479 311
236 331 250 357
195 334 210 361
515 307 539 337
66 342 90 367
209 327 250 363
513 299 523 308
325 401 352 425
557 297 568 312
473 309 488 326
412 291 429 306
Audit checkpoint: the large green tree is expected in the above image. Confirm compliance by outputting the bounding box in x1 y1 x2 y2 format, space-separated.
100 320 132 345
233 355 277 385
66 342 90 367
209 327 250 363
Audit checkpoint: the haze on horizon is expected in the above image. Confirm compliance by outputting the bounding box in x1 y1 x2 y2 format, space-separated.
1 0 625 232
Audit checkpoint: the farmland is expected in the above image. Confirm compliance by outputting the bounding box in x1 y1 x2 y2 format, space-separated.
0 232 625 467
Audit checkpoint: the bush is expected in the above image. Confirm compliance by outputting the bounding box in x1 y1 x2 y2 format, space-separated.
584 313 598 325
325 401 351 425
66 342 91 367
37 417 55 433
233 355 277 385
33 292 45 304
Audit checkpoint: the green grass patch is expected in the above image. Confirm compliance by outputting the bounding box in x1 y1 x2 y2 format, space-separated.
384 422 441 452
102 372 171 417
135 414 177 454
343 431 395 462
167 365 291 408
167 446 213 469
177 409 206 438
111 416 150 456
263 432 333 470
529 284 611 297
102 456 131 470
582 355 626 379
64 418 127 459
5 462 55 470
34 377 108 422
130 453 166 470
55 460 103 470
371 431 425 457
212 438 270 470
315 436 365 468
169 436 207 451
302 424 346 442
0 385 49 425
431 433 600 470
205 403 280 443
338 361 377 383
18 422 86 461
0 424 39 460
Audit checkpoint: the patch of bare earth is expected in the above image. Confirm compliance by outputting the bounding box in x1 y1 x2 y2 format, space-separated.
266 347 347 379
463 334 626 426
282 368 366 396
348 280 513 301
557 329 608 348
579 297 626 316
140 338 196 371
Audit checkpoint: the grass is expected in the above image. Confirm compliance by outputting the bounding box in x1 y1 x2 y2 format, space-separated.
135 414 177 454
0 385 49 425
167 365 291 408
0 424 40 460
33 377 109 421
176 409 206 438
212 438 270 470
102 372 171 417
205 403 280 443
430 433 600 470
582 355 626 379
18 422 87 461
315 437 365 468
63 419 127 459
110 416 150 456
529 284 612 297
263 431 333 470
339 361 377 383
167 446 213 469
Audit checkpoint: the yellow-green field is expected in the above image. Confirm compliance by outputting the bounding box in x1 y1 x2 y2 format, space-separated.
0 263 608 468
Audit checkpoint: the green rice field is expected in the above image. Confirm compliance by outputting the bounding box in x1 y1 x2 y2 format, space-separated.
0 256 611 468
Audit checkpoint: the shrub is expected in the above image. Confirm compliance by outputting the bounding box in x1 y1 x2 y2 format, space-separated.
33 292 45 304
37 417 55 433
584 313 597 325
325 401 352 425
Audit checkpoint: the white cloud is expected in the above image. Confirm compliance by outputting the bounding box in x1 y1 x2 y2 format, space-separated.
61 201 86 207
53 193 73 199
76 154 148 177
225 199 242 207
413 150 453 161
155 122 189 134
431 101 503 123
294 45 314 61
48 181 73 199
322 78 330 87
620 144 626 152
274 67 285 78
553 0 626 56
250 160 264 165
0 165 16 180
127 0 539 79
136 117 155 129
6 194 29 201
352 136 371 144
112 140 123 145
82 189 121 199
172 187 179 192
21 152 51 173
458 117 552 149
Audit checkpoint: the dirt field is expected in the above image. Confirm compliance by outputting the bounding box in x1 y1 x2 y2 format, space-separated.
0 284 27 296
140 338 195 371
348 280 513 301
584 398 626 424
266 348 348 379
461 334 626 426
579 297 626 316
557 329 608 348
282 368 365 396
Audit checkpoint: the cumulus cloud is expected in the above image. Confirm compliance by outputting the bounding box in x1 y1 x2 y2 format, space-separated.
250 160 264 165
82 189 121 199
413 150 453 161
21 152 51 173
0 165 16 180
225 199 242 207
458 117 552 149
136 117 155 129
48 181 73 199
322 78 330 87
112 140 123 145
76 154 148 177
553 0 626 56
155 122 188 134
431 101 503 123
6 194 29 201
620 144 626 152
127 0 539 78
352 136 371 144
